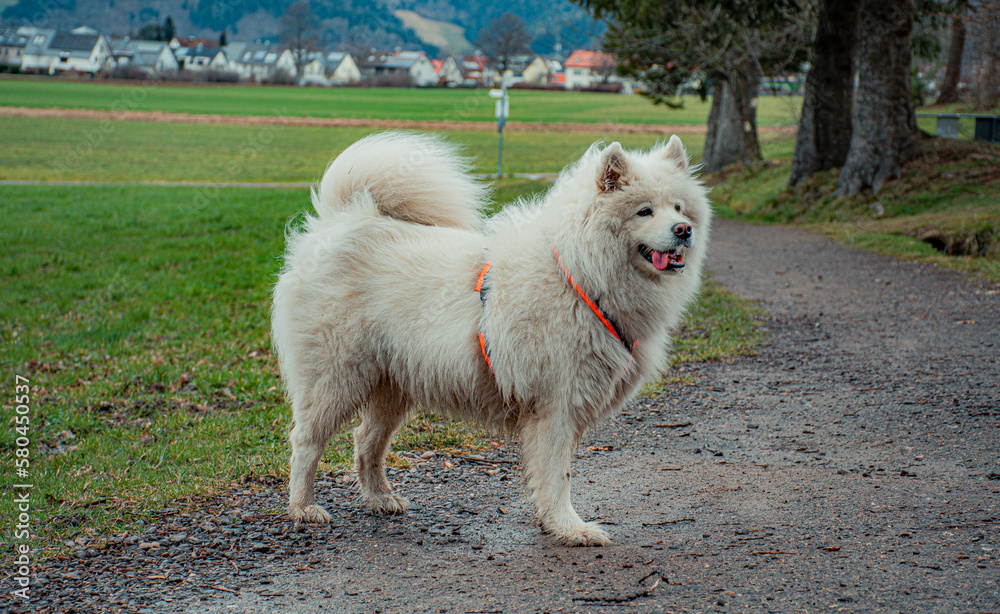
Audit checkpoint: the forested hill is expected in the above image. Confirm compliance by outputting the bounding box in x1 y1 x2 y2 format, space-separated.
0 0 603 56
386 0 603 55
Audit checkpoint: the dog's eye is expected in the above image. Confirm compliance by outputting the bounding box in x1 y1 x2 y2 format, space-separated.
637 207 653 217
674 204 682 213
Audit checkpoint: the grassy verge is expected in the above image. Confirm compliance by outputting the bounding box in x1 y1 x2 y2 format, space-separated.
0 114 807 185
2 182 763 554
1 116 691 182
0 76 802 126
711 138 1000 283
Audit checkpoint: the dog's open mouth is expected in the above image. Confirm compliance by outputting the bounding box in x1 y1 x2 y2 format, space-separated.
639 244 685 271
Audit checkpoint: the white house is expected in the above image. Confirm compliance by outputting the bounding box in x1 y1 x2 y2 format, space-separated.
227 43 297 82
326 52 361 85
300 51 361 86
175 44 228 73
220 41 248 70
457 55 499 87
432 56 463 86
361 50 437 86
522 56 562 86
563 49 617 89
20 26 113 76
497 54 533 85
386 50 436 86
300 53 329 85
111 38 178 75
0 27 31 71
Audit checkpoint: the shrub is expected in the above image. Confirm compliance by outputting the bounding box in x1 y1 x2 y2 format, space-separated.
204 69 240 83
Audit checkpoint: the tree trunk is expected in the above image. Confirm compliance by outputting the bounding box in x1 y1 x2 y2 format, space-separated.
788 0 861 187
703 82 740 172
935 13 966 105
702 60 763 172
836 0 917 197
728 57 763 166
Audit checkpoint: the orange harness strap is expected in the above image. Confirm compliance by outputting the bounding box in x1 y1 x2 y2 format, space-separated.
552 247 623 344
475 254 637 379
475 262 491 293
478 331 492 371
551 247 637 356
476 263 494 372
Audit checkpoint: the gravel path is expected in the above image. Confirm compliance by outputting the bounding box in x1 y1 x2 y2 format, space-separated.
16 219 999 613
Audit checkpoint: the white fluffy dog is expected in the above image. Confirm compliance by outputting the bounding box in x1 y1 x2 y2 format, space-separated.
272 132 711 545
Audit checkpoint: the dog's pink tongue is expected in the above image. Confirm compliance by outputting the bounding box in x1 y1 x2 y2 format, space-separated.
651 250 670 270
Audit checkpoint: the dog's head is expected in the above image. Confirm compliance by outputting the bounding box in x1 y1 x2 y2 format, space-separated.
587 136 711 281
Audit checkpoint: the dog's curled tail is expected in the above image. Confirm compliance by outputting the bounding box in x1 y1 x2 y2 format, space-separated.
312 131 488 230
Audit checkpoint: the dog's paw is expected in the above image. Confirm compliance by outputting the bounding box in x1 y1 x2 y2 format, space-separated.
548 521 611 547
362 492 410 515
289 504 333 525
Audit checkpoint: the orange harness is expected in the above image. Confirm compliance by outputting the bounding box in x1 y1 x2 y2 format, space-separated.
475 249 637 376
475 262 494 372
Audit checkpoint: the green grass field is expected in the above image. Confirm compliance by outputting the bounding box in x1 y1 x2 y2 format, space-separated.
0 116 692 182
0 115 806 184
0 76 803 126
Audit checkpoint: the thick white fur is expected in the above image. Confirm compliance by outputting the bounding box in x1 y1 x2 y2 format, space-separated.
272 131 711 545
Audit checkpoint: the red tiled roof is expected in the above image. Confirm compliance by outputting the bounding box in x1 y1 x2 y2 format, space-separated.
565 49 615 69
173 36 219 49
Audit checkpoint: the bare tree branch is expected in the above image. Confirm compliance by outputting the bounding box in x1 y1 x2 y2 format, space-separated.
475 13 534 76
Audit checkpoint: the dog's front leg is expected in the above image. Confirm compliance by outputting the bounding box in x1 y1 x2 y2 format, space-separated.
520 410 610 546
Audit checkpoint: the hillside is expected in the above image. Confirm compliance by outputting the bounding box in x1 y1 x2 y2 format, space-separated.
393 9 473 55
0 0 603 56
1 0 424 51
387 0 603 55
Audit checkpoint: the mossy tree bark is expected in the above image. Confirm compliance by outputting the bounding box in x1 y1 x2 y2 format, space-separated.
936 13 967 105
789 0 861 187
836 0 918 197
703 56 763 173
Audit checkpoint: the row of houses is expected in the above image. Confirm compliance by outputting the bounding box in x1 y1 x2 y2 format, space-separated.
0 25 626 90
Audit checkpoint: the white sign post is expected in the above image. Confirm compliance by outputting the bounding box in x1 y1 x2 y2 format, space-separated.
489 84 509 177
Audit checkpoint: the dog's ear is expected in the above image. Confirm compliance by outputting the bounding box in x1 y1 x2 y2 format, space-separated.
662 135 689 172
597 142 630 192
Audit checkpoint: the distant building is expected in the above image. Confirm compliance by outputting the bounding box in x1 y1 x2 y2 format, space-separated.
359 50 437 86
433 56 463 86
174 43 229 73
169 37 219 51
497 55 534 85
20 26 113 76
457 55 498 87
0 27 30 71
522 56 562 86
226 43 297 82
326 52 362 85
300 51 361 86
384 50 436 86
111 38 179 75
563 49 617 89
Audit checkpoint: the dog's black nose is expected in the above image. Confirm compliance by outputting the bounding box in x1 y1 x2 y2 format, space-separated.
672 223 692 240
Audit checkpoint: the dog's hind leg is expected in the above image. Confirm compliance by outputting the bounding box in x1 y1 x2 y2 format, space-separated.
288 387 353 526
520 410 610 546
353 384 412 514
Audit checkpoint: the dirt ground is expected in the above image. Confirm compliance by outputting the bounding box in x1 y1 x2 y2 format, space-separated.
0 105 795 135
15 219 999 614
